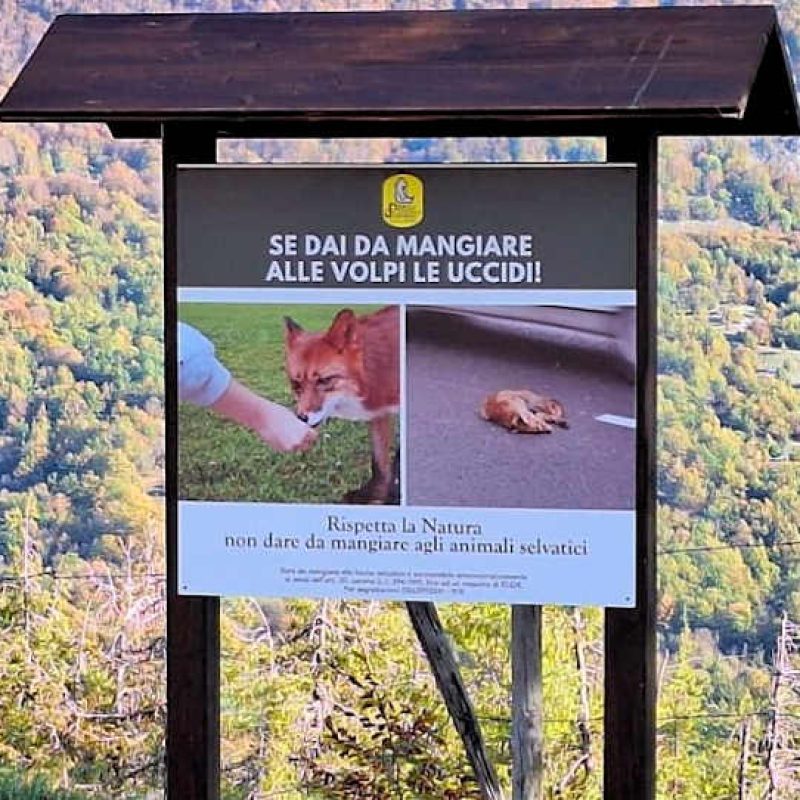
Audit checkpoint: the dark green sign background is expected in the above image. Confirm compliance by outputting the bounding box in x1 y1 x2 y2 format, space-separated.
177 165 635 291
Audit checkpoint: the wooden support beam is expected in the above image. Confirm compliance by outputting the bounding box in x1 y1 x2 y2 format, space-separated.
603 131 658 800
406 602 505 800
511 605 543 800
164 124 220 800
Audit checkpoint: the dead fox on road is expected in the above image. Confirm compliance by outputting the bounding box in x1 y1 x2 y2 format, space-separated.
284 306 399 504
480 389 569 434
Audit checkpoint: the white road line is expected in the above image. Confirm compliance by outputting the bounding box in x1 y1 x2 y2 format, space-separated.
595 414 636 429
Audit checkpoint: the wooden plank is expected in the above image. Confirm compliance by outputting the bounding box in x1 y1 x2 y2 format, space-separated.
406 602 505 800
511 606 543 800
0 7 785 127
109 104 800 141
742 27 800 134
603 131 657 800
164 125 220 800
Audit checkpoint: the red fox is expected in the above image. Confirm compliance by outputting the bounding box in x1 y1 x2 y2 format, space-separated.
480 389 569 434
284 306 400 504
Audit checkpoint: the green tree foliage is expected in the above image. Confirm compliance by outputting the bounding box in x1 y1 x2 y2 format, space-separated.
1 1 800 798
0 769 91 800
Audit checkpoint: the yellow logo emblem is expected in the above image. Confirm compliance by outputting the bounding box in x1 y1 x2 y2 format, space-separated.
382 174 424 228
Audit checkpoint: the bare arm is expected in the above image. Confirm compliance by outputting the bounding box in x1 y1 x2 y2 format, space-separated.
210 379 317 453
179 322 315 453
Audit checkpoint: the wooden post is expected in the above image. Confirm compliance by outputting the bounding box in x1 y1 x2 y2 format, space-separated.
603 130 658 800
511 605 543 800
406 602 505 800
163 124 221 800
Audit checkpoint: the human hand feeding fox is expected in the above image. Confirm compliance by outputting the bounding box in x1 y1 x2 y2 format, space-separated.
284 306 400 504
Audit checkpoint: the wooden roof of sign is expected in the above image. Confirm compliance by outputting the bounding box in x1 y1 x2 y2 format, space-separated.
0 6 797 138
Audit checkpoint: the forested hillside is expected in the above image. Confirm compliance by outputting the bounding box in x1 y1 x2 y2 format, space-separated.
1 1 800 798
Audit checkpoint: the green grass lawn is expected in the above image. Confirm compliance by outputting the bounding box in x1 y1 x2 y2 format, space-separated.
178 303 382 503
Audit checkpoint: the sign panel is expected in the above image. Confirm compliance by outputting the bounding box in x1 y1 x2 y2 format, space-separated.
176 165 637 606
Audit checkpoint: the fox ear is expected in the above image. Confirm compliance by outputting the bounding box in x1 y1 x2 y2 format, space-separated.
284 316 303 344
325 309 358 352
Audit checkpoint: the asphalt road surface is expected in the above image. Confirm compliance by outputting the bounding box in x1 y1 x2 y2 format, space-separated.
405 310 635 510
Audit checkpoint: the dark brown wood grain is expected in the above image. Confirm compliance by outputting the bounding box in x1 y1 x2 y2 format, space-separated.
604 130 658 800
163 126 220 800
0 6 795 137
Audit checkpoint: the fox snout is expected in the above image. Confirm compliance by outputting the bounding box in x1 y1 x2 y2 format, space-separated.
294 397 330 428
296 409 317 426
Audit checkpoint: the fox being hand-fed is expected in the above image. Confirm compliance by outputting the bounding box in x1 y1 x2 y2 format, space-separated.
284 306 399 504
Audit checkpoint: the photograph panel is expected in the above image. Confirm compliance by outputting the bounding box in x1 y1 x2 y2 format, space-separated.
406 304 635 510
178 302 401 505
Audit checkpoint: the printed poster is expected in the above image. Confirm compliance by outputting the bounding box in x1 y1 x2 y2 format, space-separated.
176 165 637 606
